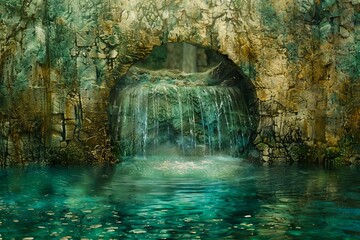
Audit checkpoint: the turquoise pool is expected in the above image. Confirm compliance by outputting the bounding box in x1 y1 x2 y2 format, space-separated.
0 156 359 239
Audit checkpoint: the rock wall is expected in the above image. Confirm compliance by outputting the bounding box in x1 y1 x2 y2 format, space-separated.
0 0 359 165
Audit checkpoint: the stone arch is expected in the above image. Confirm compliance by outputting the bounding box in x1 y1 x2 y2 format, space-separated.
106 42 259 159
105 37 258 94
69 5 263 163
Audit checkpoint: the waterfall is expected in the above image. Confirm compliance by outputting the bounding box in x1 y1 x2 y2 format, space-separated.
110 66 253 158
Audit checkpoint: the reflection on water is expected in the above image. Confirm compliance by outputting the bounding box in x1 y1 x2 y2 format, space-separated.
0 157 360 239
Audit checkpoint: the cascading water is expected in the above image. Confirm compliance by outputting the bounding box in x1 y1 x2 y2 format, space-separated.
109 63 255 158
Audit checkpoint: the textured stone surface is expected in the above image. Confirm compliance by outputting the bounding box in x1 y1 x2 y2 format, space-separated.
0 0 359 165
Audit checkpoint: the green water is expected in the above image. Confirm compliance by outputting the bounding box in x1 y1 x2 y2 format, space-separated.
0 157 359 239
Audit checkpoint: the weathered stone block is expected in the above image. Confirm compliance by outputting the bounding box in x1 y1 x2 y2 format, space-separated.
76 29 96 47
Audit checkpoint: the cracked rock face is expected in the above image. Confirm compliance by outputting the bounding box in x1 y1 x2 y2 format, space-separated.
0 0 359 165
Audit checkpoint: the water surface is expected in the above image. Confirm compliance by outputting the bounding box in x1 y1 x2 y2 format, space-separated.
0 156 359 239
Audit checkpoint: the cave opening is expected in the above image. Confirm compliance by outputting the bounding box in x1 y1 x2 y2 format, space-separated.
109 43 258 159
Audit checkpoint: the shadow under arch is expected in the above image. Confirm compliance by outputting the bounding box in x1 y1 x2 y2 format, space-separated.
108 42 259 159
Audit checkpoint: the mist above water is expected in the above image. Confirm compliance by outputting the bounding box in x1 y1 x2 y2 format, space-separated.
119 155 249 180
